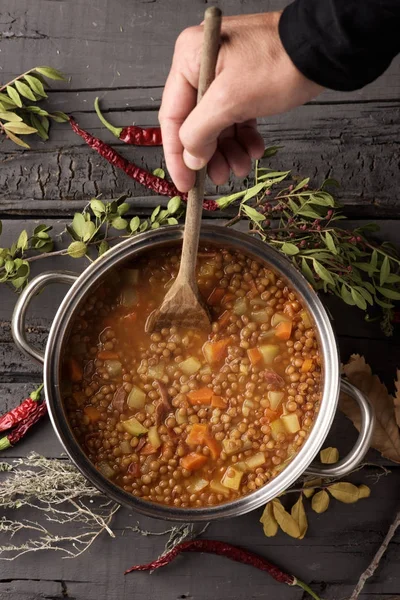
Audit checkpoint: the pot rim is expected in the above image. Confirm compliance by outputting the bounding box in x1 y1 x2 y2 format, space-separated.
45 224 339 521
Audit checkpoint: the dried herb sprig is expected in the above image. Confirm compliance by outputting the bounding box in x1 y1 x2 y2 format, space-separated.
0 66 68 148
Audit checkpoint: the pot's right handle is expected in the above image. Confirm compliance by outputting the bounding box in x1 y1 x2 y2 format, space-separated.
306 380 375 478
12 271 78 365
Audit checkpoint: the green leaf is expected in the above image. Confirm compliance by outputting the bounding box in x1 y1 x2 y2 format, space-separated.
281 242 299 256
242 204 264 224
309 191 335 207
369 249 378 277
111 216 128 230
34 224 52 235
217 191 246 209
130 216 140 233
324 231 338 255
49 111 69 123
350 288 367 310
0 92 17 109
82 220 96 242
313 260 335 286
4 131 30 148
301 258 316 284
353 262 375 273
3 122 37 135
117 202 130 216
321 178 340 190
139 221 148 233
24 75 47 97
30 114 49 141
151 206 161 223
152 168 165 179
354 286 373 306
385 273 400 284
35 66 66 81
380 256 390 287
375 297 394 309
167 196 181 214
6 86 22 108
15 80 36 101
98 240 109 257
72 213 87 238
292 178 310 193
297 208 322 220
0 112 23 122
5 260 14 273
90 199 105 217
151 221 160 229
262 145 282 158
167 217 178 225
67 241 87 258
242 181 266 202
376 286 400 301
16 230 28 251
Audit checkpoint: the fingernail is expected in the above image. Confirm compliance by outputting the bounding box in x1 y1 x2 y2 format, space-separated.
183 150 206 171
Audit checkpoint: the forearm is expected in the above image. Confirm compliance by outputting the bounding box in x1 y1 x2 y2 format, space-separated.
279 0 400 91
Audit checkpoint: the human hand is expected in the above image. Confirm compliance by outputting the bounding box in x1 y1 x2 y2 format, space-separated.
159 12 323 193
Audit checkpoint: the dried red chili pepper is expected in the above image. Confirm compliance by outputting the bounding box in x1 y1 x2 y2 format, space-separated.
69 118 218 212
0 384 44 432
95 98 162 146
125 539 321 599
0 401 48 451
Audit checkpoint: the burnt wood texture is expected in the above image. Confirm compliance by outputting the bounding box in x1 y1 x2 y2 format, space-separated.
0 1 399 599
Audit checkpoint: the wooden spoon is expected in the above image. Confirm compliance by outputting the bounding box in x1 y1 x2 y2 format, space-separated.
145 7 222 333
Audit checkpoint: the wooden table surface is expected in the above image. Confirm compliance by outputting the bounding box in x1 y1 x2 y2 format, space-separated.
1 1 400 599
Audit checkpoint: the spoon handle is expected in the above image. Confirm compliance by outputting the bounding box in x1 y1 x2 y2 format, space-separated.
179 7 222 283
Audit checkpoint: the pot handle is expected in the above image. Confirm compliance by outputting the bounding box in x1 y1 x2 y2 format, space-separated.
305 380 375 478
12 271 78 365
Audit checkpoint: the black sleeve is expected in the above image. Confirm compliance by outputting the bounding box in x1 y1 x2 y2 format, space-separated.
278 0 400 91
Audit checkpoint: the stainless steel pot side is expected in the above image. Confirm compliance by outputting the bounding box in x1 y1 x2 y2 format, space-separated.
12 225 374 522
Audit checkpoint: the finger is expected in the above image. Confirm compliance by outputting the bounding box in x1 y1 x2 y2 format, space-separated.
180 71 243 170
236 120 265 159
207 149 230 186
159 68 197 193
218 136 252 178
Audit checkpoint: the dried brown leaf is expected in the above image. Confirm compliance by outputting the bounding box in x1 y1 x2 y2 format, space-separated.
272 498 301 538
302 477 322 498
311 489 330 513
340 354 400 464
358 484 371 499
291 495 308 539
328 482 359 503
259 502 278 537
394 369 400 428
320 447 339 464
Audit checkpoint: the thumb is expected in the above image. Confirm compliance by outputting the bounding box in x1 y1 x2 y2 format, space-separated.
179 73 239 170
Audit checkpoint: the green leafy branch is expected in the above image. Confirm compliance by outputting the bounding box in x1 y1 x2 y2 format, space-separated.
0 66 69 148
218 148 400 335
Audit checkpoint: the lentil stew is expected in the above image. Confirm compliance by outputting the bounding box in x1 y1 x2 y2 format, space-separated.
62 246 322 508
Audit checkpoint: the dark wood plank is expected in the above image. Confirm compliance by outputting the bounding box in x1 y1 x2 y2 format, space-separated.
1 102 399 217
0 0 399 102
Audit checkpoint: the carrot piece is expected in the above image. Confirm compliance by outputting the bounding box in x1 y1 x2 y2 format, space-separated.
207 287 226 306
275 320 293 341
247 347 262 366
181 453 208 471
187 387 213 405
263 407 279 421
98 350 119 360
202 339 230 364
186 423 208 445
68 357 83 382
217 310 231 329
140 443 157 455
211 395 227 408
204 434 221 459
301 358 313 373
84 405 102 422
221 293 235 306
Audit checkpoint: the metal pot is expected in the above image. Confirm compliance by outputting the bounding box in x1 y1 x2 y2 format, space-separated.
12 225 374 522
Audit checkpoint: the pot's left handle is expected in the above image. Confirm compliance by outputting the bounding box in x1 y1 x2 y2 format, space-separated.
12 271 78 365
